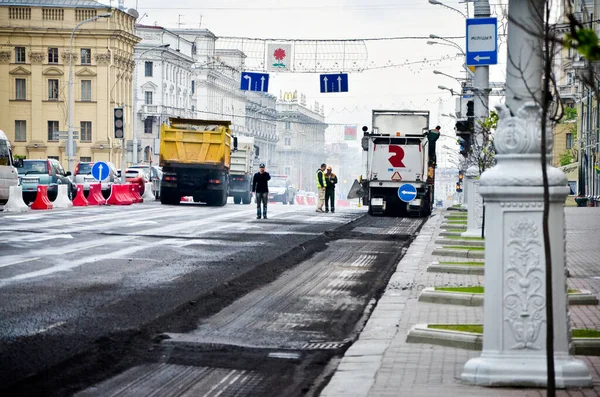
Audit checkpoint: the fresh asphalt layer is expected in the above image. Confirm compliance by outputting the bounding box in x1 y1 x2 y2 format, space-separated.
0 200 425 397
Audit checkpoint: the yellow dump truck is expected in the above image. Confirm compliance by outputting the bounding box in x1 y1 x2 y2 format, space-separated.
159 118 236 206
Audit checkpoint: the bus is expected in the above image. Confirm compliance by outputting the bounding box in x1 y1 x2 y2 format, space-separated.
0 130 19 204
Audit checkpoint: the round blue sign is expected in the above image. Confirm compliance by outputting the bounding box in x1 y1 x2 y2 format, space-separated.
91 161 110 181
398 184 417 203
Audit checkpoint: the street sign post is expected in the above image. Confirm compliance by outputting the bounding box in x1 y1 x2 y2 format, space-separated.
240 72 270 92
398 183 417 203
91 161 110 181
320 73 349 93
466 17 498 66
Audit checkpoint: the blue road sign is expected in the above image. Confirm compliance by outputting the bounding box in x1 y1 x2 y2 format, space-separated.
320 73 349 93
92 161 110 181
398 184 417 203
466 17 498 66
240 72 270 92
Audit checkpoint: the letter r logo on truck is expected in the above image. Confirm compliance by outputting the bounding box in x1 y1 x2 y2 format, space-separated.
388 145 405 167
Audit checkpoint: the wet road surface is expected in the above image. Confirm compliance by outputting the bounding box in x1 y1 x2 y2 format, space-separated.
0 201 424 396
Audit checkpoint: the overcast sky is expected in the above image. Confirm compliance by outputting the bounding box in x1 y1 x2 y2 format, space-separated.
111 0 511 167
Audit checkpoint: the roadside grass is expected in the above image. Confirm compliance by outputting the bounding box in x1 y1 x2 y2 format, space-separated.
446 229 466 233
428 324 600 338
441 236 484 241
442 245 485 251
434 286 580 294
437 261 484 266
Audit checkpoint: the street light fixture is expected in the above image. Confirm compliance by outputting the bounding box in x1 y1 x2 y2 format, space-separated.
429 34 465 54
433 70 467 82
67 12 111 173
438 85 458 96
428 0 467 18
132 43 170 165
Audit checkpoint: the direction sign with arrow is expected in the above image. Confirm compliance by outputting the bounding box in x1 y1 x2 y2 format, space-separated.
320 73 349 93
240 72 270 92
92 161 110 181
466 17 498 66
398 183 417 203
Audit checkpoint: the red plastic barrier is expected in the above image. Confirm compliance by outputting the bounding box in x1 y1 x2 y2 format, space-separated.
31 185 53 210
297 195 306 205
72 184 88 207
87 183 106 206
180 196 193 202
107 184 133 205
130 184 143 203
337 199 351 207
307 196 316 205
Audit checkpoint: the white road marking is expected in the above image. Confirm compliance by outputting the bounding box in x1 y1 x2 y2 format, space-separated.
35 321 66 334
0 257 41 268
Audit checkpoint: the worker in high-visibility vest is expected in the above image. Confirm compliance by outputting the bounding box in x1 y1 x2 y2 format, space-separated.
315 163 327 213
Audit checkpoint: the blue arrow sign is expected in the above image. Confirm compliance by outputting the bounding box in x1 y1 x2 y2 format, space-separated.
320 73 349 93
240 72 270 92
466 17 498 66
398 184 417 203
92 161 110 181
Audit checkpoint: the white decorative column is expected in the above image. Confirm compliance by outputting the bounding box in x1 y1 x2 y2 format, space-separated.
462 166 482 237
461 0 591 388
461 172 469 210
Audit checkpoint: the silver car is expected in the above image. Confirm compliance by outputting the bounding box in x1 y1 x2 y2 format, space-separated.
129 164 162 198
72 161 120 199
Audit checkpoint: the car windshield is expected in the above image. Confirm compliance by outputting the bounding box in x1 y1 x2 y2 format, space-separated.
18 161 47 175
77 163 93 174
125 171 140 178
270 179 286 187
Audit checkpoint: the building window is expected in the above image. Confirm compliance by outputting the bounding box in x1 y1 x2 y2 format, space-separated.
9 7 31 20
191 80 195 94
15 47 26 63
42 8 64 21
48 79 59 100
145 91 153 105
76 9 96 21
285 167 291 175
285 121 291 130
81 80 91 101
284 137 291 146
80 48 91 64
80 121 92 142
145 61 153 77
566 133 574 149
15 120 26 142
15 78 26 100
144 117 154 134
48 47 59 64
47 120 59 141
80 156 92 162
566 71 575 86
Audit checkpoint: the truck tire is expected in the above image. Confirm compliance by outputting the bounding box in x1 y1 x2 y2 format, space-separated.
242 193 252 204
212 185 228 207
233 195 241 204
160 192 179 205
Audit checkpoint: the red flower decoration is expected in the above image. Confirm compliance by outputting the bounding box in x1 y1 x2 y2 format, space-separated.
273 48 286 61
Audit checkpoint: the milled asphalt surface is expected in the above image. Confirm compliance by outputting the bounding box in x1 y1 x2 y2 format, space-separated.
0 200 426 397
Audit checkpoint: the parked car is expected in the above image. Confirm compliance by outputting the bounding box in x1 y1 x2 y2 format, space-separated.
17 159 73 204
128 164 162 199
268 175 296 204
72 161 120 199
124 168 150 196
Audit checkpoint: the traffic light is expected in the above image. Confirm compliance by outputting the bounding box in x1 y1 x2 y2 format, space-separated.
458 170 464 182
114 107 124 139
456 182 463 193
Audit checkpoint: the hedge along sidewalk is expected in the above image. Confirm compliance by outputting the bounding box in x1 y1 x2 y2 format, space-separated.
406 323 600 356
418 286 599 306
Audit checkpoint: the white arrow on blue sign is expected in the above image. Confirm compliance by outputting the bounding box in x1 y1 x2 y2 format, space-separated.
398 184 417 203
240 72 270 92
92 161 110 181
466 17 498 66
320 73 349 93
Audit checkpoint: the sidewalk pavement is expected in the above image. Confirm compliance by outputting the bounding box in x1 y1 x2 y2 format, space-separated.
320 207 600 397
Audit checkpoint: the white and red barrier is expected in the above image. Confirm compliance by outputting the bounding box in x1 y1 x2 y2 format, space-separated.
4 185 29 212
107 184 134 205
31 185 53 210
87 183 106 206
72 184 88 207
52 185 73 209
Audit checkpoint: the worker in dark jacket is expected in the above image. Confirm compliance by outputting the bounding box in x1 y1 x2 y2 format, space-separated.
324 166 338 213
252 163 271 219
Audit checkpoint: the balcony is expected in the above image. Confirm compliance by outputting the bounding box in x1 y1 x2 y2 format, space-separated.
139 104 191 119
558 84 577 99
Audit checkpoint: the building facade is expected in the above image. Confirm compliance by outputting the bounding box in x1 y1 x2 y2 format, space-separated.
0 0 139 169
245 91 277 168
134 25 194 164
274 91 328 191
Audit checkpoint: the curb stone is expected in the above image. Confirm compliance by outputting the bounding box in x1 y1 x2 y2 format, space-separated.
434 238 484 247
432 248 484 259
427 262 484 275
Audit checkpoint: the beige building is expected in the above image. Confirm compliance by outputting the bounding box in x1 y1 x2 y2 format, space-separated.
0 0 139 170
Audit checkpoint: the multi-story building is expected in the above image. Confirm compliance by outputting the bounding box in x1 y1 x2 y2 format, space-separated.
0 0 139 170
274 91 328 191
245 91 277 167
172 29 248 137
134 25 194 164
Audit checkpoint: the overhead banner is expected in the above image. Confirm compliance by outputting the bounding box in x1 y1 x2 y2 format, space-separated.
344 125 357 141
267 43 292 72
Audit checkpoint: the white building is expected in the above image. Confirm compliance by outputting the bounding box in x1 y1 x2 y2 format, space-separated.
246 91 278 167
172 29 247 137
134 25 194 164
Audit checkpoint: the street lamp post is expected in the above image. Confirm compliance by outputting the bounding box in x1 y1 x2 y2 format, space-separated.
438 85 459 96
427 0 467 18
68 13 111 173
427 40 466 56
132 43 170 165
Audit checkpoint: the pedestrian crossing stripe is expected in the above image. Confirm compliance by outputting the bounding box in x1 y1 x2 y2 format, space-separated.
391 172 402 181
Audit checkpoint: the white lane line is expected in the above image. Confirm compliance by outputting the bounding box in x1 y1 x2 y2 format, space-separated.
35 321 66 334
0 257 41 268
